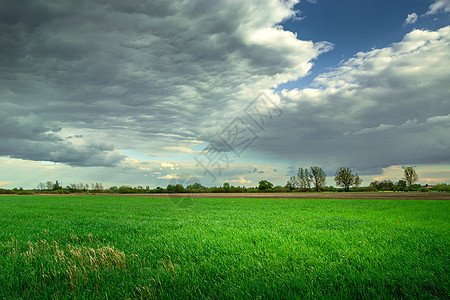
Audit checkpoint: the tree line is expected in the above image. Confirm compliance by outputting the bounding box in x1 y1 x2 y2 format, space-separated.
286 166 348 192
1 166 449 195
286 166 361 192
286 166 427 192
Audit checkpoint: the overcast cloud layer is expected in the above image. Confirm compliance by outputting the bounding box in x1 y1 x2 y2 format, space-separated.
0 0 329 164
0 0 449 187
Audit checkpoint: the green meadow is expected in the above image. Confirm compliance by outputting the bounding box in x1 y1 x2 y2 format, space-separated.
0 195 448 299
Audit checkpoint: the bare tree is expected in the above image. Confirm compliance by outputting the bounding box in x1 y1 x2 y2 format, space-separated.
37 182 45 191
286 176 298 191
46 181 54 190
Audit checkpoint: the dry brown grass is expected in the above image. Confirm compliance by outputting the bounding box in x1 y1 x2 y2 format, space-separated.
2 234 166 298
158 256 176 274
7 235 128 292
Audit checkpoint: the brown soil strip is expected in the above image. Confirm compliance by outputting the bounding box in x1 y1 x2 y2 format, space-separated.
97 192 450 200
4 192 448 200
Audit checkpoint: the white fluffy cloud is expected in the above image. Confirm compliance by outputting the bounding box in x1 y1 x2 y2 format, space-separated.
272 26 450 175
404 13 418 25
425 0 450 15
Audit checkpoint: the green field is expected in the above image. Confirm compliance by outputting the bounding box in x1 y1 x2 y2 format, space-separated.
0 195 448 299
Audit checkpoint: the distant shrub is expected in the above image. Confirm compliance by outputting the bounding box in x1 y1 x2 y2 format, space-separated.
433 184 450 192
17 190 34 195
0 189 16 194
118 186 135 193
363 186 378 192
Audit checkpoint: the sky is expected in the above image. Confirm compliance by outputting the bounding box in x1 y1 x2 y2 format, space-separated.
0 0 449 189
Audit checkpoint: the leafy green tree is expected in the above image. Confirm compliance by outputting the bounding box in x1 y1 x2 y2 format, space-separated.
370 180 395 191
395 180 407 191
334 168 362 192
53 180 62 190
167 184 185 193
403 167 419 188
118 186 134 193
258 180 274 191
309 166 326 192
187 183 205 192
383 180 394 191
433 183 450 192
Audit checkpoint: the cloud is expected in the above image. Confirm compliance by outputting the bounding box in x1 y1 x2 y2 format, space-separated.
1 0 448 188
0 155 286 188
267 26 450 175
0 112 124 167
351 124 396 135
370 165 450 184
425 0 450 15
0 0 329 167
163 146 200 154
228 176 252 185
160 162 179 170
158 174 181 180
404 13 418 26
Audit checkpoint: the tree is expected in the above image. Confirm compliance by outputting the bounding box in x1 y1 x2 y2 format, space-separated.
286 176 298 191
334 167 362 192
309 166 326 192
37 182 45 191
187 182 205 192
258 180 273 191
54 180 62 190
46 181 54 190
395 180 407 191
297 168 311 190
167 184 185 193
118 185 134 193
370 180 394 191
403 167 419 188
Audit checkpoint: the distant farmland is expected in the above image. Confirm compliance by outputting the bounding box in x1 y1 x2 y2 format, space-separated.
0 195 448 299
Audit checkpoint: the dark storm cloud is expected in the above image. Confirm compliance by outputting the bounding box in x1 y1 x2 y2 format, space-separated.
0 0 327 166
1 0 447 177
0 112 124 166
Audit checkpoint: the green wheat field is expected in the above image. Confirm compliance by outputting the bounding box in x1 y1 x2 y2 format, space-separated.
0 195 448 299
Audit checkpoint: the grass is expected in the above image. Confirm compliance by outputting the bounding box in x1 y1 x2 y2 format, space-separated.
0 195 448 299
